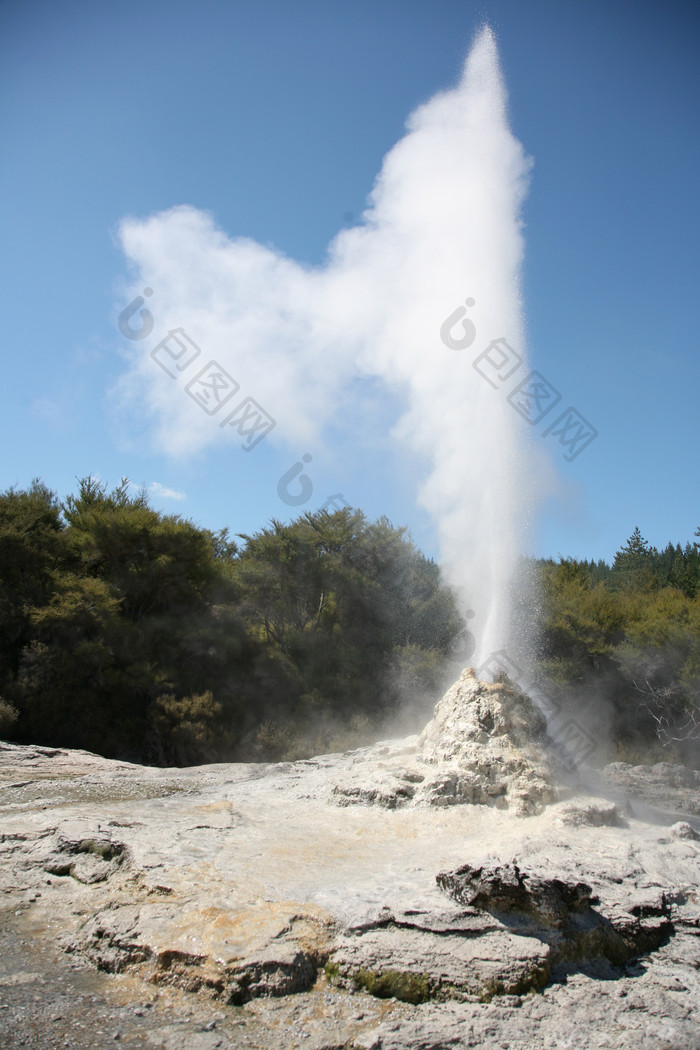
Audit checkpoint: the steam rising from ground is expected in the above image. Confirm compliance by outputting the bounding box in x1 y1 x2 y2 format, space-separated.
114 25 534 660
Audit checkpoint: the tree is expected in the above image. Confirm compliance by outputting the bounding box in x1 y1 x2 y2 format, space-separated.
62 477 225 622
232 508 461 736
615 587 700 755
537 560 627 681
148 691 225 765
2 478 254 760
0 480 65 678
14 572 136 753
612 527 658 591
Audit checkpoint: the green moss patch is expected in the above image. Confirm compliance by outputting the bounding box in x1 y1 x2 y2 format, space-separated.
352 968 432 1005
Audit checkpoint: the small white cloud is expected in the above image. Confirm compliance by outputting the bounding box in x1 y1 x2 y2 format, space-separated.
149 481 186 501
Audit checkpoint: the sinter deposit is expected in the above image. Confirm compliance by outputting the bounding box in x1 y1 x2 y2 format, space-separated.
1 670 699 1050
332 668 557 814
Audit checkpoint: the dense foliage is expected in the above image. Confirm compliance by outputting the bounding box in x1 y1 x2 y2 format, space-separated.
532 525 700 765
0 479 461 764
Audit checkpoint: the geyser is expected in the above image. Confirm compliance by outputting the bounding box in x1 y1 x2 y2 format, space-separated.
115 25 533 662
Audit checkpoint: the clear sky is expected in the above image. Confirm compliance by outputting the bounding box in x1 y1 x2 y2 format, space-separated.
1 0 698 567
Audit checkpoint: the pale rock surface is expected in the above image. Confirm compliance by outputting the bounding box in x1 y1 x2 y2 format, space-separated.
555 798 622 827
1 671 700 1049
602 761 700 816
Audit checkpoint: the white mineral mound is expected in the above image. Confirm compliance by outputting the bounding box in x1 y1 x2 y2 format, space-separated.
333 667 558 815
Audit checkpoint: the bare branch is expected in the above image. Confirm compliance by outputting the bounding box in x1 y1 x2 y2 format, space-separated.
632 678 700 745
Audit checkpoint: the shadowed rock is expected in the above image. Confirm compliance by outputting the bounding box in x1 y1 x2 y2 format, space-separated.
436 861 675 973
436 862 592 927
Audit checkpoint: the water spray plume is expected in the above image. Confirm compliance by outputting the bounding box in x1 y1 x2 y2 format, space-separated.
115 23 534 664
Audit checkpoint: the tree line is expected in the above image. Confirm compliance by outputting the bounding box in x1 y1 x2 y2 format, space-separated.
1 480 698 767
0 478 462 764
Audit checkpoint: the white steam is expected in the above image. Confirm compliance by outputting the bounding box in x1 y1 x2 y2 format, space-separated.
113 25 534 661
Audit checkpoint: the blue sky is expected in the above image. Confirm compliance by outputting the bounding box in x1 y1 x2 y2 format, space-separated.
1 0 698 568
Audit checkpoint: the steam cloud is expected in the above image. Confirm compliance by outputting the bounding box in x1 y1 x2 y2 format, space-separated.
113 25 535 660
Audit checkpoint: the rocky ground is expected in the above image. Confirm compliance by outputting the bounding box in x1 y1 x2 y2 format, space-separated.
1 670 699 1049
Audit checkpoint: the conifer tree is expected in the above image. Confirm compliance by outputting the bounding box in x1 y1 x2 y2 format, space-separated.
612 527 658 591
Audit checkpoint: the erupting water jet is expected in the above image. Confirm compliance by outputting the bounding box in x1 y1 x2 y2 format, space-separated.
116 25 535 664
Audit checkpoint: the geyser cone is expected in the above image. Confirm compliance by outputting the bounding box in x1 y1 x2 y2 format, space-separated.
417 667 557 814
332 668 559 816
